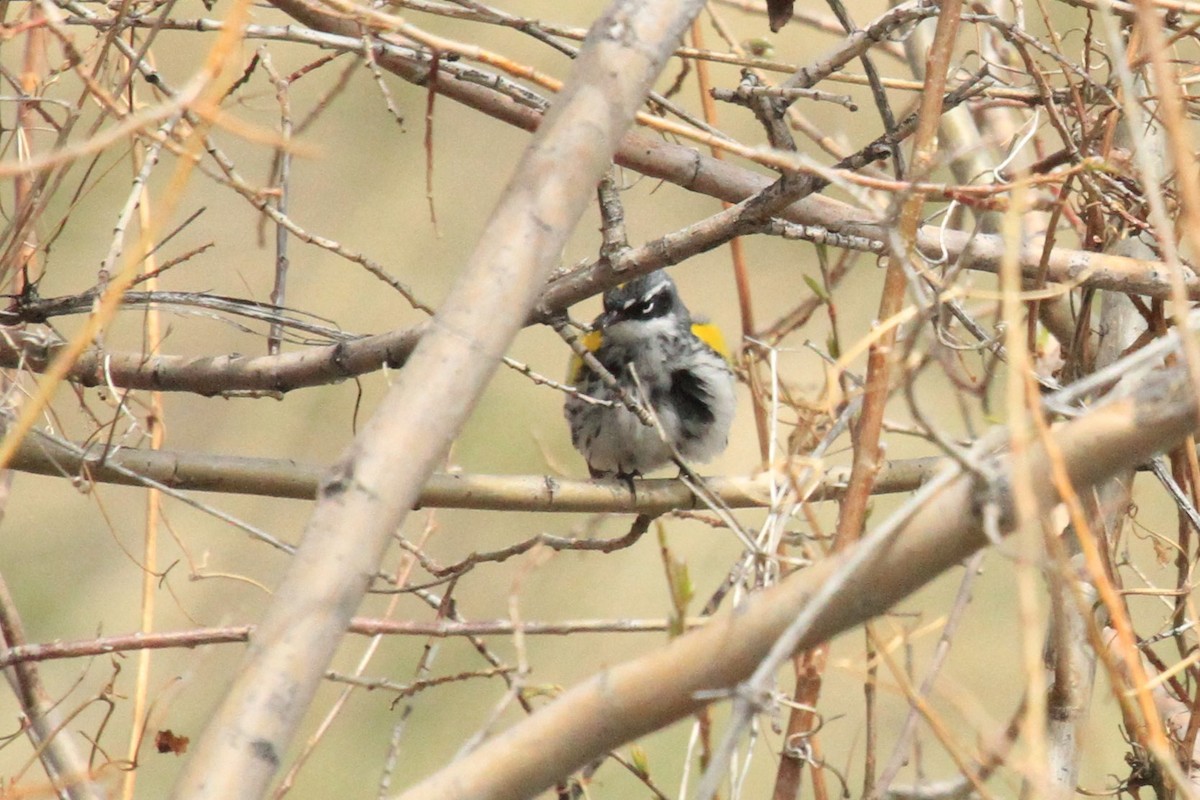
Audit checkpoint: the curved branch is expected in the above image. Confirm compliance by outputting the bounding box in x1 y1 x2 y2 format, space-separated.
0 210 1184 395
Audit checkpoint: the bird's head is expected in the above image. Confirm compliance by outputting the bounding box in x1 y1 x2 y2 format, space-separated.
594 270 690 345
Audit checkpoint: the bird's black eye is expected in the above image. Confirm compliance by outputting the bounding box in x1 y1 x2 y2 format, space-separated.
632 292 668 319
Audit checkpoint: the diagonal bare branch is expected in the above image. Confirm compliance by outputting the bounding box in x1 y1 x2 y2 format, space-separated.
168 2 714 797
395 350 1200 800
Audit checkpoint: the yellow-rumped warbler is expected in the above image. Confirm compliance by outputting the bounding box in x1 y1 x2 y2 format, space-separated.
564 270 736 479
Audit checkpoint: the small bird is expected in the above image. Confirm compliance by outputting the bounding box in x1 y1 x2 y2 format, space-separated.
564 270 737 479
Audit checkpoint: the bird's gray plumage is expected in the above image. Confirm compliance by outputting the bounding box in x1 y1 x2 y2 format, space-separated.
564 271 736 479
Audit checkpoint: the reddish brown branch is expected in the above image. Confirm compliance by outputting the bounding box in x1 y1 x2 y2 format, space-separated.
0 617 702 671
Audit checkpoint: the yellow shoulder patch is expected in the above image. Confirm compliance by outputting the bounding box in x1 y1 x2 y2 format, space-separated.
691 322 732 362
567 326 731 384
580 329 603 353
566 330 604 384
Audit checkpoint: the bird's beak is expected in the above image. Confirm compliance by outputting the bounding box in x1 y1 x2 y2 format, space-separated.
595 309 621 330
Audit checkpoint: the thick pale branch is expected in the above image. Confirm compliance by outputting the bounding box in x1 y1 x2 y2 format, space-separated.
9 430 943 510
396 360 1200 800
